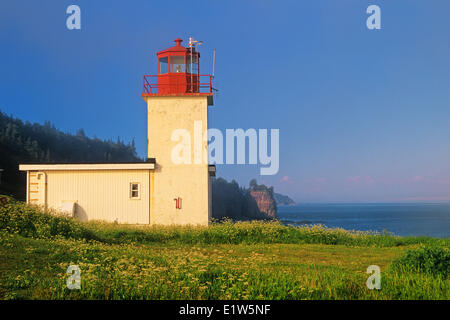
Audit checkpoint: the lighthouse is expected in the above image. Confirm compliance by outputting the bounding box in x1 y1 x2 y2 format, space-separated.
142 38 215 225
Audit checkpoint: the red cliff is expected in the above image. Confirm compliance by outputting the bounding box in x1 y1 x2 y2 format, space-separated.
249 189 277 219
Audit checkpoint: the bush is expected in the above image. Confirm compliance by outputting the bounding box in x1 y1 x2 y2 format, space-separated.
390 245 450 278
0 200 98 241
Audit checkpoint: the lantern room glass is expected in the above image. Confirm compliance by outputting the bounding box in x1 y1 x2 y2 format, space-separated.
159 57 168 74
170 56 185 73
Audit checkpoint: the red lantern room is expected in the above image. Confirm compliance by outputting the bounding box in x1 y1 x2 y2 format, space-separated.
142 38 213 96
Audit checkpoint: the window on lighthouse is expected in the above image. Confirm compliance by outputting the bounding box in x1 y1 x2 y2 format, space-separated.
159 57 168 74
170 56 185 73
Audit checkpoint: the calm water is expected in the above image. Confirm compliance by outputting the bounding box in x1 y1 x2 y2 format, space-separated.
277 203 450 238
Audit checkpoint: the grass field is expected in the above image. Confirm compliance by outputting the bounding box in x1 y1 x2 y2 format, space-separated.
0 199 449 300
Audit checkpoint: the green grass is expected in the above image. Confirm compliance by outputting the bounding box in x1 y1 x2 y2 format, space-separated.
0 200 449 300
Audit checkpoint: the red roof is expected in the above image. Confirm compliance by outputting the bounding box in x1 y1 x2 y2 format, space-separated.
157 38 188 56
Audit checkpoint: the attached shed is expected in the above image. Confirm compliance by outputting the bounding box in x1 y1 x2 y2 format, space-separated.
19 162 155 224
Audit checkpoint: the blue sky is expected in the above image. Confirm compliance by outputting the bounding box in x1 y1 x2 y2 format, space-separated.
1 0 449 203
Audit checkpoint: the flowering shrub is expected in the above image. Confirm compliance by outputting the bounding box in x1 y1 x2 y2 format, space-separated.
0 200 97 241
390 245 450 278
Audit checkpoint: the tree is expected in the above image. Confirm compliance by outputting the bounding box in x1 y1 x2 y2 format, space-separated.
76 128 86 137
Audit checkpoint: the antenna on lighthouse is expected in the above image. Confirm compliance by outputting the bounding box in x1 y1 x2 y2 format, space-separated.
213 48 216 79
211 48 218 98
188 37 203 49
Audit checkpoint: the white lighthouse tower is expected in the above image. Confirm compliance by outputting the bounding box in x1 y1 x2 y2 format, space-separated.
142 38 215 225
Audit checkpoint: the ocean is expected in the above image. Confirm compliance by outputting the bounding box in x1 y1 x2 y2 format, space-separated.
277 203 450 238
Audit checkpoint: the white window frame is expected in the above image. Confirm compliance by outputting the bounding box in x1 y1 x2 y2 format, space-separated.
129 182 141 200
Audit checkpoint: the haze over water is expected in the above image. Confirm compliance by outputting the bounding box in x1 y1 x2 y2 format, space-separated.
278 203 450 238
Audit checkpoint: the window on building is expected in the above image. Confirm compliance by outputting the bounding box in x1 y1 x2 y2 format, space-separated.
159 57 168 74
130 183 140 199
170 56 185 73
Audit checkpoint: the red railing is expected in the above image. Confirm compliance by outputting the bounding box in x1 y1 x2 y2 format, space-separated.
142 74 212 95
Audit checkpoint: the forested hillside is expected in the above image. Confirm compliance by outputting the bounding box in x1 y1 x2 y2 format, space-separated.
273 192 296 206
0 111 141 199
